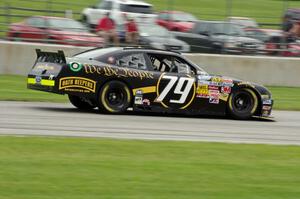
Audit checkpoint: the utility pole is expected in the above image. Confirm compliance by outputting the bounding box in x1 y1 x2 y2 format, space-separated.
226 0 232 18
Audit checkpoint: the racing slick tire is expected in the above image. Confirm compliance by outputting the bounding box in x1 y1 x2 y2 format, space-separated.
227 88 258 120
68 94 96 110
98 81 132 113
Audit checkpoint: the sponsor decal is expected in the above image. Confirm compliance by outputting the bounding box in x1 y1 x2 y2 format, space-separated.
209 97 219 104
133 86 156 95
263 99 272 105
142 99 151 106
196 84 209 98
221 86 231 94
209 90 220 104
35 76 42 84
134 96 143 105
49 74 55 80
84 64 154 80
211 77 223 83
59 77 96 93
69 62 83 72
35 65 55 71
262 110 270 117
197 75 211 81
262 105 272 111
219 93 229 102
208 85 219 90
135 89 143 95
27 77 55 86
223 78 233 84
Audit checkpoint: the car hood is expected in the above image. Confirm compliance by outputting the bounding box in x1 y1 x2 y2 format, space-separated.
197 74 272 98
49 30 103 41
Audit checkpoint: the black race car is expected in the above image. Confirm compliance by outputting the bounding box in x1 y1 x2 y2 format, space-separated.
27 47 273 119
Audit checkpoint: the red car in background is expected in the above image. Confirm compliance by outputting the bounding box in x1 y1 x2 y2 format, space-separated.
7 16 104 47
156 11 197 32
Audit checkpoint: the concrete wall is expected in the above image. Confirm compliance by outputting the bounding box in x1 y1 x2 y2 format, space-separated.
0 41 90 76
1 41 300 87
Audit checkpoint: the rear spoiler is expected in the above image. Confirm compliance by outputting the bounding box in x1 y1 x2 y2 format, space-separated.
35 49 66 64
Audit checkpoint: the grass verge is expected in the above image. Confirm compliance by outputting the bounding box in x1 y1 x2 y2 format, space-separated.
0 136 300 199
0 75 300 110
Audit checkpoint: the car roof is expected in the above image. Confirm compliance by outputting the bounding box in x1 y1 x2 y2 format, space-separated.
75 47 181 59
109 0 152 6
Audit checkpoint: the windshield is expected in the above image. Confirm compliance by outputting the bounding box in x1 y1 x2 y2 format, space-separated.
139 24 172 37
48 18 87 32
170 13 197 22
212 23 245 36
120 4 153 14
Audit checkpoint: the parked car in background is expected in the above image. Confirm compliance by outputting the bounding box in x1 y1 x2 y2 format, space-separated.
156 11 197 32
173 21 264 54
227 17 258 28
7 16 104 47
284 8 300 22
138 23 190 52
245 27 300 56
244 28 282 55
82 0 156 29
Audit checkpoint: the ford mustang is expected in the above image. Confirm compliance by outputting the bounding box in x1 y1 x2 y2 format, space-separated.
27 47 273 119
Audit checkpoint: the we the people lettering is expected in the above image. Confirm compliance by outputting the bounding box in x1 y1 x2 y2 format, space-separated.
84 64 154 80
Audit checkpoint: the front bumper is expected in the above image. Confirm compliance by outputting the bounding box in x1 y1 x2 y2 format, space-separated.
260 99 273 117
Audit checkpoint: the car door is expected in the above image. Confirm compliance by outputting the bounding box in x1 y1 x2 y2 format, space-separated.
20 17 47 41
156 13 169 29
191 22 215 52
144 53 198 113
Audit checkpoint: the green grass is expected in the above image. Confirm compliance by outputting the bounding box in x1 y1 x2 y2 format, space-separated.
270 86 300 111
0 75 67 102
0 136 300 199
1 75 300 110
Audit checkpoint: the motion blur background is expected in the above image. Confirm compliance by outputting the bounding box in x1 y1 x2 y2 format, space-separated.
1 0 300 55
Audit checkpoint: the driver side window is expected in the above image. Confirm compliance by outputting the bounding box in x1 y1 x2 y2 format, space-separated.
148 53 194 74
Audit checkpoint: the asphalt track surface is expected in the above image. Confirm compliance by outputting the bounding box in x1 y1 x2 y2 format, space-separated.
1 101 300 145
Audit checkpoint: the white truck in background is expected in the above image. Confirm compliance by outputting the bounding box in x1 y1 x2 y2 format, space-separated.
81 0 157 29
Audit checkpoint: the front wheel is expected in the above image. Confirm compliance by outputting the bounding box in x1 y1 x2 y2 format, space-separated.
98 81 132 113
227 88 258 120
68 95 96 110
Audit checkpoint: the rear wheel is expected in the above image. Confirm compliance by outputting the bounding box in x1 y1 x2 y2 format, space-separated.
68 95 96 110
227 88 258 120
98 81 132 113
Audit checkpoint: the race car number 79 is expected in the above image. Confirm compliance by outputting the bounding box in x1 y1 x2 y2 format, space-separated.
156 75 195 104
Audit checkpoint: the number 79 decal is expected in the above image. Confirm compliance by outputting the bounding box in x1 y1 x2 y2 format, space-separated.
156 74 196 109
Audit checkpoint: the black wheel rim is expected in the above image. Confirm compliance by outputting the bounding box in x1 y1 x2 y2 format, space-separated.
105 88 126 108
233 92 253 113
